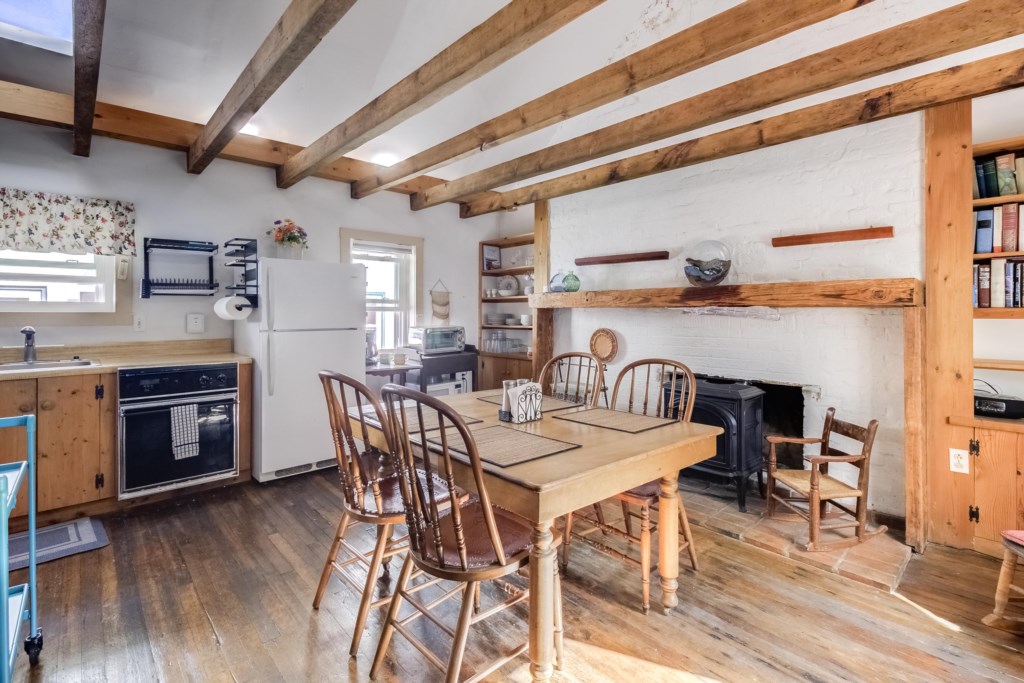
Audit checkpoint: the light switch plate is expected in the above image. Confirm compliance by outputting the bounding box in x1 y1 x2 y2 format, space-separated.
186 312 205 334
133 314 145 332
949 448 970 474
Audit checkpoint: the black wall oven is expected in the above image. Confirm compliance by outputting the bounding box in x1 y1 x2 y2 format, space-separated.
118 363 239 499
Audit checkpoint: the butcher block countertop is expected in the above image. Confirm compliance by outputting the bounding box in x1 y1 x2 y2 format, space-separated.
0 338 251 381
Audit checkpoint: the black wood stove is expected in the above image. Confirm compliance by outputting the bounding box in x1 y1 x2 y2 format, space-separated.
664 377 765 512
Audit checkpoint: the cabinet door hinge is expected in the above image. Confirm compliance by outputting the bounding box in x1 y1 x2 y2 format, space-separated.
969 505 980 523
95 473 104 489
95 384 104 400
969 438 980 456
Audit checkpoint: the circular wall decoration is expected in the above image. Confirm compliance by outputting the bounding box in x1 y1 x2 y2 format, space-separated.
590 328 618 363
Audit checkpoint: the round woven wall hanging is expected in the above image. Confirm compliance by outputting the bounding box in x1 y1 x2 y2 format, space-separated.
589 328 618 363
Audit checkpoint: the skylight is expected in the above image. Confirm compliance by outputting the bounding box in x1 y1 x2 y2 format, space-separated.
0 0 73 56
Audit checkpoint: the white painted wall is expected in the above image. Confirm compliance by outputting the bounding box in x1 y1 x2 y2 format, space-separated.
502 115 926 516
0 118 498 347
973 89 1024 399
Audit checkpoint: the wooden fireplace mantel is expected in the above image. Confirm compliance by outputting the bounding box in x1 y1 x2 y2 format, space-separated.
528 278 924 309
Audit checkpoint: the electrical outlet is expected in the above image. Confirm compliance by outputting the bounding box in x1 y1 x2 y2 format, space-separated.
186 312 205 334
949 448 970 474
133 314 146 332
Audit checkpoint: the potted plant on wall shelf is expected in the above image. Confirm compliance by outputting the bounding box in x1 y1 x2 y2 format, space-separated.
268 218 308 259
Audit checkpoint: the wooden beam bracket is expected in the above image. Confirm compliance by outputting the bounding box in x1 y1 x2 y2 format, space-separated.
574 251 669 266
771 226 894 248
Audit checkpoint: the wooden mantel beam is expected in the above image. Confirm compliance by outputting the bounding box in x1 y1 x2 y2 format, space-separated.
349 0 872 199
462 47 1024 217
72 0 107 157
529 279 924 310
275 0 604 189
0 79 499 205
187 0 358 175
416 0 1024 211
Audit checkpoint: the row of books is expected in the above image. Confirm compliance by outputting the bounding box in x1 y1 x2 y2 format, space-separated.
975 152 1024 199
974 203 1021 254
974 259 1024 308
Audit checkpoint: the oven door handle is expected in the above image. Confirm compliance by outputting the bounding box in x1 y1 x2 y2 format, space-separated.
119 392 238 414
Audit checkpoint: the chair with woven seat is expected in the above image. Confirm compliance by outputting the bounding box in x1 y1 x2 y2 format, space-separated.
313 370 458 656
983 530 1024 633
370 384 564 683
765 407 886 551
537 352 604 408
560 359 700 614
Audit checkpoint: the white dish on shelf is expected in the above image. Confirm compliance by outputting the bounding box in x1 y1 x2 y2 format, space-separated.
498 290 516 297
497 275 520 294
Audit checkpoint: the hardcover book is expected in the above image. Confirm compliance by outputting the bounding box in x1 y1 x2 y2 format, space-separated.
979 263 992 308
1017 158 1024 194
1017 262 1023 307
976 162 988 199
996 153 1018 195
973 263 980 308
1003 203 1020 252
983 158 999 197
994 206 1003 252
992 257 1007 308
975 209 995 254
1007 260 1014 307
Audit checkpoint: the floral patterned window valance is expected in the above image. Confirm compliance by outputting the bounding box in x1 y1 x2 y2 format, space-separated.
1 187 137 256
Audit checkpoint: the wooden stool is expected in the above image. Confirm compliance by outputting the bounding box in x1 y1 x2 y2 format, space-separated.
983 531 1024 634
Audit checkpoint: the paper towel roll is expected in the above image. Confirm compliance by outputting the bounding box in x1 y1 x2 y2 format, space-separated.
214 296 253 321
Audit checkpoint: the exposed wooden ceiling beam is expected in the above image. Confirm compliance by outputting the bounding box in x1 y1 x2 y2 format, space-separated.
275 0 604 189
349 0 874 199
414 0 1024 211
186 0 358 175
72 0 107 157
0 79 499 205
461 48 1024 217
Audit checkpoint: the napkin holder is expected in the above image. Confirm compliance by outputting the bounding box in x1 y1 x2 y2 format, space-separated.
508 382 543 424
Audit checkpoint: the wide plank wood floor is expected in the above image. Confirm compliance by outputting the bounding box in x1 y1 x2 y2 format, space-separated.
13 471 1024 682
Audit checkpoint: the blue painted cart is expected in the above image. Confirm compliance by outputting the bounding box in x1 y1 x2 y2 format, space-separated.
0 415 42 680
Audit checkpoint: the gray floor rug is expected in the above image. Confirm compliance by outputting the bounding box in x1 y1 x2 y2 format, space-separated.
8 518 109 570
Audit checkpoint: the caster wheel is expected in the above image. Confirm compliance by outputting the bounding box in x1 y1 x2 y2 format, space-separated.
24 632 42 666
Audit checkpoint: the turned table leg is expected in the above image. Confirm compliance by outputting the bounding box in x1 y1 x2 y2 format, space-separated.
529 520 556 682
659 475 680 611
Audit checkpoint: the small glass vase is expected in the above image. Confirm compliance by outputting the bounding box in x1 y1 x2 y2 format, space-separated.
562 271 581 292
276 243 305 260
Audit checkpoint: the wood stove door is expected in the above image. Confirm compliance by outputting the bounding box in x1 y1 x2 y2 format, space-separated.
689 401 737 474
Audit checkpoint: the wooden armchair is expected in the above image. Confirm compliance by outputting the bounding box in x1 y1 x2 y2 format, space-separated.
765 407 886 552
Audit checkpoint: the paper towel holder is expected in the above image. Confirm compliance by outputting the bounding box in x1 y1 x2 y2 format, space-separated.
223 238 259 309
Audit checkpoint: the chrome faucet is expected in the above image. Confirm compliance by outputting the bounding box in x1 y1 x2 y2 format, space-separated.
20 326 36 363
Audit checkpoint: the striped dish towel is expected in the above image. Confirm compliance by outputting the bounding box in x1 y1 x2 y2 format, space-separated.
170 404 200 460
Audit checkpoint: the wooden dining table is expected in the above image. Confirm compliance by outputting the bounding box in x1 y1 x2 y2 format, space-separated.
351 389 721 682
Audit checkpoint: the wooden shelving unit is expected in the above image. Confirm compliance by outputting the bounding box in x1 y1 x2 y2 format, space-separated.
973 250 1024 260
947 414 1024 435
972 134 1024 318
529 278 923 310
974 358 1024 371
478 233 537 390
973 193 1024 208
974 308 1024 319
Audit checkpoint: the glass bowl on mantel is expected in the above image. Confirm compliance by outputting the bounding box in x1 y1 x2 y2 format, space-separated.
684 240 732 287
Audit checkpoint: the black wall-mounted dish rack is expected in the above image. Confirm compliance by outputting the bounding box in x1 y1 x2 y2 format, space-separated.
224 238 258 309
141 238 220 297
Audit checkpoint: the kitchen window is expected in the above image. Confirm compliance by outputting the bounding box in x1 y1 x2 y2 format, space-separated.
0 249 117 313
340 229 423 352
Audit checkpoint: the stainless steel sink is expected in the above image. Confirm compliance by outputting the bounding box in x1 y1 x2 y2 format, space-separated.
0 359 97 372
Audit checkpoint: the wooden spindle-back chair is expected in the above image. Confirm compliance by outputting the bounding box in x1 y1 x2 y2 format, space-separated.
313 370 454 656
537 352 604 408
371 384 564 683
560 359 700 613
766 407 886 551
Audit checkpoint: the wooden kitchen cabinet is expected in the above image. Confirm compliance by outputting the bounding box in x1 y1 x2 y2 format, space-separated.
969 427 1024 556
478 356 534 390
0 379 37 517
36 373 116 512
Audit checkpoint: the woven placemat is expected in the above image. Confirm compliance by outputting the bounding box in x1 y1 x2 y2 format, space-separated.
477 392 584 413
553 408 675 433
428 425 580 468
360 405 481 433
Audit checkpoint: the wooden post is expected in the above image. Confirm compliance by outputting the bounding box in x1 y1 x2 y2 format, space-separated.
532 200 554 378
923 102 975 548
903 307 927 552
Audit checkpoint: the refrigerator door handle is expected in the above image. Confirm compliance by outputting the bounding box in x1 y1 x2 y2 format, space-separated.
267 333 275 397
266 264 274 332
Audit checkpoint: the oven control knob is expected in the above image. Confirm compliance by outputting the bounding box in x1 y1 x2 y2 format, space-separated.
199 375 212 387
216 373 228 385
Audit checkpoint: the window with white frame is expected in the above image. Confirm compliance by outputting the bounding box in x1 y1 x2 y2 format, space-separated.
0 250 117 313
351 240 417 351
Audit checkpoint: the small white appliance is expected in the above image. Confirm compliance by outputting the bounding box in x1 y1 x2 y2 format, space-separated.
409 326 465 355
234 258 366 481
425 378 471 397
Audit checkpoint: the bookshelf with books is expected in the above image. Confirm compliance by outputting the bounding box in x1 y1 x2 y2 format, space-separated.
973 137 1024 318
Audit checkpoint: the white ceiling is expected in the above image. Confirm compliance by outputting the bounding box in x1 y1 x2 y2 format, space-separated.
1 0 1023 185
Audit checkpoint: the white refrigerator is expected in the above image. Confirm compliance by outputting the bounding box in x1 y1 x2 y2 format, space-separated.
234 258 366 482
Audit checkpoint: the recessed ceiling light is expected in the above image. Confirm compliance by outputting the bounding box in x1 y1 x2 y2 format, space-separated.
372 152 399 167
240 122 259 136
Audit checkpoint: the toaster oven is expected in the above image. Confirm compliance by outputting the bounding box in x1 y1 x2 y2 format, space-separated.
409 326 466 355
